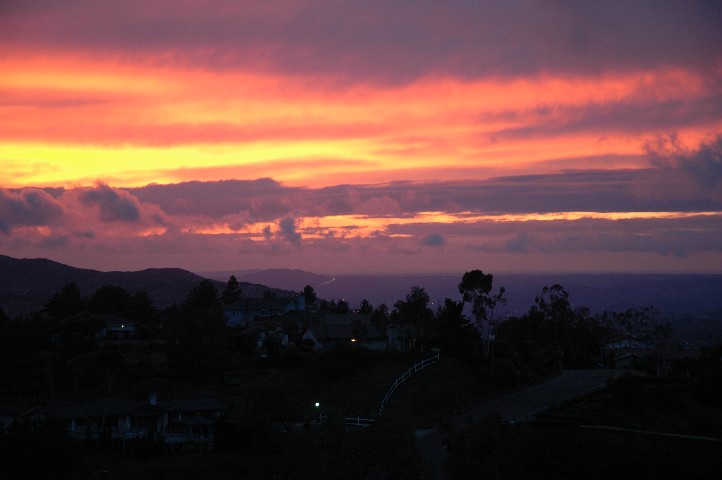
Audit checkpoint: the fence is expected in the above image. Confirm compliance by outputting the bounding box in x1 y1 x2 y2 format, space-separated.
343 417 376 428
378 353 440 416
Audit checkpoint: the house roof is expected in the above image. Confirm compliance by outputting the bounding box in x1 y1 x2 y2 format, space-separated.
223 296 300 311
0 401 42 416
42 399 143 418
186 415 215 426
321 313 373 325
603 334 653 349
159 398 223 412
304 322 416 341
41 397 223 418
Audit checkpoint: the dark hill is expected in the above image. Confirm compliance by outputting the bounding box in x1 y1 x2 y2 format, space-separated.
0 255 292 316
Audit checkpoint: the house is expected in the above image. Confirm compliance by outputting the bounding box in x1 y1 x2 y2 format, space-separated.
223 295 305 328
95 321 137 341
386 323 417 351
603 334 653 351
0 402 42 432
41 398 153 440
256 327 290 349
614 352 647 370
302 318 417 351
39 395 223 445
158 397 223 445
603 334 654 369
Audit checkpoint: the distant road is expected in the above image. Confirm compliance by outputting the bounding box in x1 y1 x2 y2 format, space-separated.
417 369 620 480
318 277 336 286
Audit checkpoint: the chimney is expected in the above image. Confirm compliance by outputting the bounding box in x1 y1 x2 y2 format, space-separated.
149 392 157 406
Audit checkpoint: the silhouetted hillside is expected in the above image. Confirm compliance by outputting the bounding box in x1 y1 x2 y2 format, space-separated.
0 255 292 315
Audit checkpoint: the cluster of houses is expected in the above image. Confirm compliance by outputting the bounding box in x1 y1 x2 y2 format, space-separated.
88 294 420 353
222 294 419 353
0 394 222 449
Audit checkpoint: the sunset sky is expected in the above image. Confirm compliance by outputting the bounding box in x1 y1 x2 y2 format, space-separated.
1 1 721 275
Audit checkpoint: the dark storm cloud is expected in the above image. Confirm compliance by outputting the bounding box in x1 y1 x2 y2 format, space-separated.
80 183 141 223
129 178 297 221
278 217 302 247
2 1 719 84
647 134 722 190
0 187 64 233
682 136 722 189
421 233 445 247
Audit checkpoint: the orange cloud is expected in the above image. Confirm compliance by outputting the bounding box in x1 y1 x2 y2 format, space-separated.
2 52 718 189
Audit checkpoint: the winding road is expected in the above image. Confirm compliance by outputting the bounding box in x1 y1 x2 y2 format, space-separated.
416 369 620 479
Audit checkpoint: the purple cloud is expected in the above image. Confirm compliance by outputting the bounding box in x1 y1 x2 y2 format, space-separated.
125 147 722 225
1 1 719 84
0 187 63 233
80 183 141 223
421 233 445 247
489 94 722 141
278 217 302 247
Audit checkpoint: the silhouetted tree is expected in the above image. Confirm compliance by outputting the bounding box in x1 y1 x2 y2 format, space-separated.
184 279 222 310
372 303 390 334
222 275 242 304
336 299 350 314
169 280 228 380
532 284 572 321
393 286 435 350
128 289 156 321
90 284 132 317
436 298 480 361
303 284 316 309
458 270 506 358
45 283 85 319
358 298 373 314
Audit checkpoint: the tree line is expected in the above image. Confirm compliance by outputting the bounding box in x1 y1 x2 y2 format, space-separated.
304 269 672 383
0 269 674 398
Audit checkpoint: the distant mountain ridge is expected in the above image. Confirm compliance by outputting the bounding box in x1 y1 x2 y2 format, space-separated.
199 268 332 292
0 255 293 316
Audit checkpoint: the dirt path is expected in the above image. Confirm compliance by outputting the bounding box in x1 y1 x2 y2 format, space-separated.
415 369 620 479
